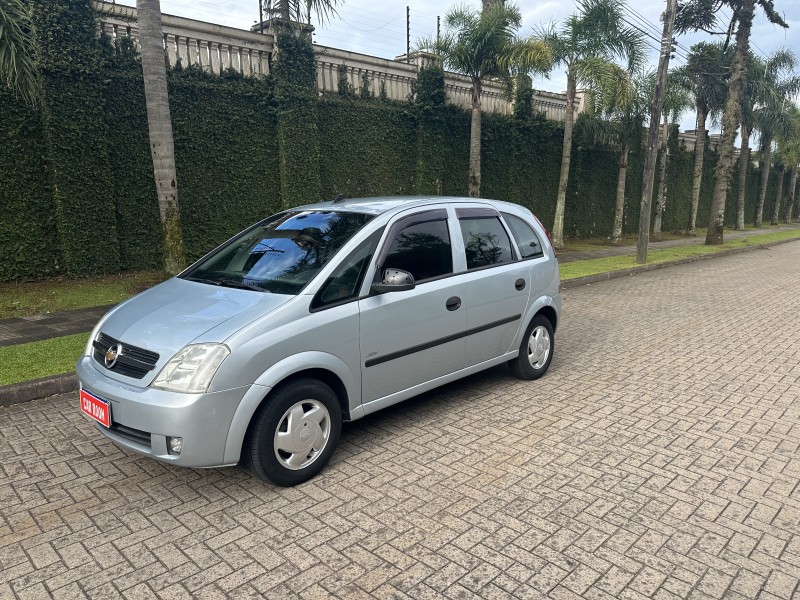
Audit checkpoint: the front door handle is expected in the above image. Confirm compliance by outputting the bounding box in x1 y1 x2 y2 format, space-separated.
515 278 526 291
445 296 461 311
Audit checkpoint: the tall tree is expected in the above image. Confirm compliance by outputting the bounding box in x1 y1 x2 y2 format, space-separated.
673 42 730 235
677 0 789 245
422 3 551 198
0 0 38 105
774 103 800 222
751 50 800 227
535 0 644 248
138 0 185 274
582 67 652 245
652 71 692 241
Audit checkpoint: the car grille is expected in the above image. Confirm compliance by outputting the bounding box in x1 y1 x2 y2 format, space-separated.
93 332 160 379
109 423 152 448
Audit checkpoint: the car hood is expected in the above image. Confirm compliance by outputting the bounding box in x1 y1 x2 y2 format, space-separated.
97 278 291 382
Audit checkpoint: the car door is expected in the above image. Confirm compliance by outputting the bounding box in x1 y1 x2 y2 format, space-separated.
358 209 467 403
456 207 532 367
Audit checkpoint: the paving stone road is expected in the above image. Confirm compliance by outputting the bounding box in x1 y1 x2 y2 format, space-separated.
1 242 799 600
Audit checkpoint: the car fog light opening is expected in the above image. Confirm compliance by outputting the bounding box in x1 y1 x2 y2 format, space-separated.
168 436 183 455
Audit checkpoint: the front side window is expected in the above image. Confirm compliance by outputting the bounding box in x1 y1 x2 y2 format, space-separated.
382 219 453 282
459 217 513 270
313 229 383 308
183 211 373 295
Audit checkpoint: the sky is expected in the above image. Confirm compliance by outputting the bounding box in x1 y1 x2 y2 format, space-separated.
117 0 800 131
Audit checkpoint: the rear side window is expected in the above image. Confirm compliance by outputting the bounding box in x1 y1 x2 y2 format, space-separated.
502 213 544 259
459 217 513 270
382 219 453 282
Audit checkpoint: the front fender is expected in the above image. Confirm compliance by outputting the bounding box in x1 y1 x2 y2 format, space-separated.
221 351 360 465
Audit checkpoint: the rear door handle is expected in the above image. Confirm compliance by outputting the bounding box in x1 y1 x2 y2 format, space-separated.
445 296 461 311
515 278 526 291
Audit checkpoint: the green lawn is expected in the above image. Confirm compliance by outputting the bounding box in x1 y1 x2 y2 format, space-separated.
0 333 89 386
0 270 167 319
560 227 800 280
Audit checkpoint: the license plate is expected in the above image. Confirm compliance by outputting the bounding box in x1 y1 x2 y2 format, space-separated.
80 389 111 428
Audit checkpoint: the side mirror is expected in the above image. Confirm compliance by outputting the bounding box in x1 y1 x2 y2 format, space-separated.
371 268 415 294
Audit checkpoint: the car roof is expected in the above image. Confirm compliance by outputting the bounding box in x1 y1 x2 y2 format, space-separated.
294 195 531 217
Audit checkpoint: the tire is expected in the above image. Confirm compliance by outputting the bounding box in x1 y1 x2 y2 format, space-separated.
508 314 555 380
245 378 342 486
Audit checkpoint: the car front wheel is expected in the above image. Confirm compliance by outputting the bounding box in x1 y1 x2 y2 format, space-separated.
245 379 342 486
508 314 554 380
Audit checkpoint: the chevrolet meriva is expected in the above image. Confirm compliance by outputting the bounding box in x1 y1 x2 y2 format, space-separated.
77 197 561 485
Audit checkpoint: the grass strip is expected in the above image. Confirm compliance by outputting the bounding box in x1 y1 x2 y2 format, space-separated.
0 271 167 319
560 227 800 280
0 333 89 386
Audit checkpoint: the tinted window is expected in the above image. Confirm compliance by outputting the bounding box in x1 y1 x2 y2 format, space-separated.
459 217 513 269
382 219 453 282
183 211 373 295
502 213 544 259
313 230 382 308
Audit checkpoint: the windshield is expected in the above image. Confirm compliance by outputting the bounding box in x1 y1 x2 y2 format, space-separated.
182 211 374 294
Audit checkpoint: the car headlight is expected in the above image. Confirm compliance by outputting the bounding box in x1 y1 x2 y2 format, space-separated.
152 344 230 393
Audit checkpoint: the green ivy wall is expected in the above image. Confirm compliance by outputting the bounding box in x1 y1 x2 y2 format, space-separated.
0 0 787 281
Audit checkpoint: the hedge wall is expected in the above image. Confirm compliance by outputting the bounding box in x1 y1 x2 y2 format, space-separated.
0 0 790 280
0 89 58 280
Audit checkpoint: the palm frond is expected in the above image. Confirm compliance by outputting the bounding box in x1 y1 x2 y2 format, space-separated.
0 0 39 106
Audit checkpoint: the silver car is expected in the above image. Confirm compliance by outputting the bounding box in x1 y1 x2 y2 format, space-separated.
77 196 561 485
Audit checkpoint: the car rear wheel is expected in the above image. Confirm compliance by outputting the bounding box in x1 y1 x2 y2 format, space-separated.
508 314 554 380
245 379 342 486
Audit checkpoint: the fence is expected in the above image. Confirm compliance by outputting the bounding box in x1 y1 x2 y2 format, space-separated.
94 1 580 119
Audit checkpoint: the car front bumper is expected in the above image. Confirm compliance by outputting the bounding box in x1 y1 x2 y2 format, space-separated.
76 356 250 468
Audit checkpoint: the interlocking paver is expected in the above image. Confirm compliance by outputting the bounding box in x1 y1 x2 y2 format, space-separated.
2 241 800 598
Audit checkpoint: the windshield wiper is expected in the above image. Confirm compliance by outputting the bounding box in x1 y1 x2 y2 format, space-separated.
217 279 268 292
184 276 267 292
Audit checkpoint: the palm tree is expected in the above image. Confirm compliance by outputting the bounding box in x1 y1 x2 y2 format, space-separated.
751 51 800 227
673 42 729 235
265 0 341 25
773 104 800 223
583 67 653 245
138 0 185 274
421 3 551 198
534 0 644 248
776 104 800 222
677 0 788 245
652 73 693 241
0 0 38 105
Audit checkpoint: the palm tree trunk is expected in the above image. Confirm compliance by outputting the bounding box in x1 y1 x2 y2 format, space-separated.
787 166 799 222
754 138 771 227
705 0 755 245
652 116 669 242
611 141 629 245
552 72 575 248
734 125 751 230
771 166 784 225
138 0 186 274
687 104 707 235
468 78 482 198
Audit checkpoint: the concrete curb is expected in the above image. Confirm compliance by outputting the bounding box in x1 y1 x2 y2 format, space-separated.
560 236 800 290
0 373 76 408
2 235 799 408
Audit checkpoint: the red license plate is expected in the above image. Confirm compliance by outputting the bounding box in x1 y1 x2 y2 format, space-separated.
80 389 111 428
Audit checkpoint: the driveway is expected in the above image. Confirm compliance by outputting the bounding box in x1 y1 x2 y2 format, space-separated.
2 242 799 599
